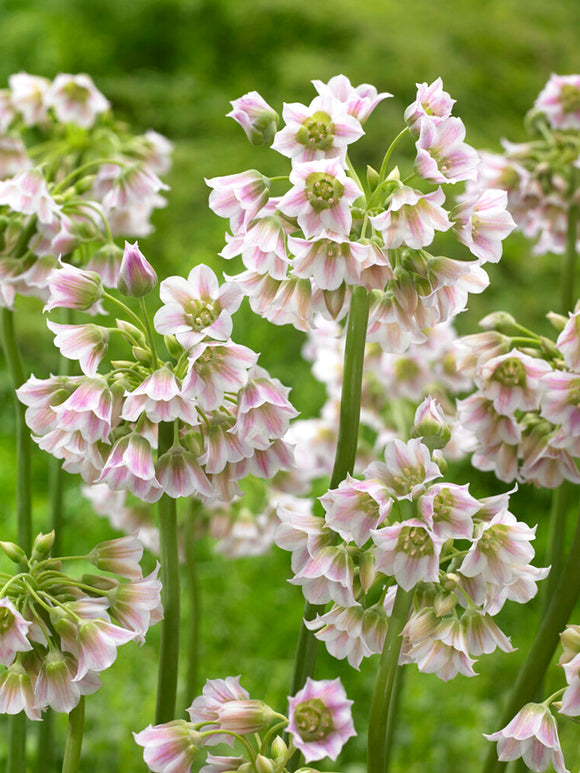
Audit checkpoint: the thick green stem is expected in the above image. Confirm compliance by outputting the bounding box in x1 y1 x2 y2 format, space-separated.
383 664 406 773
560 175 579 314
543 483 571 612
155 422 181 724
287 287 370 772
36 711 54 773
61 697 85 773
482 504 580 773
183 508 201 709
367 586 413 773
7 715 26 773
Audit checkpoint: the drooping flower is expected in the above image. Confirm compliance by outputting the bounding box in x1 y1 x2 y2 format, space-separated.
534 74 580 130
370 185 452 250
134 720 202 773
0 598 32 665
404 77 456 131
0 168 60 223
287 677 356 762
311 74 392 123
44 73 110 128
227 91 279 146
454 188 516 263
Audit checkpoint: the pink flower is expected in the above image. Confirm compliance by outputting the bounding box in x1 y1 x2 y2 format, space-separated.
365 438 442 501
51 377 121 444
93 162 169 212
311 74 392 123
60 616 136 681
98 432 163 503
277 158 362 239
34 650 101 713
187 676 249 746
477 350 552 415
45 263 104 312
156 443 214 499
556 311 580 371
122 367 199 425
370 185 452 249
415 117 479 184
288 677 356 762
404 77 456 131
87 536 143 580
484 703 569 773
417 482 479 540
0 135 31 180
46 321 108 377
44 73 110 128
134 720 201 773
535 74 580 130
291 544 357 606
206 170 270 234
320 474 392 548
108 564 163 643
289 232 367 290
454 188 516 263
0 662 41 720
305 604 375 668
372 519 443 591
117 240 158 297
272 94 363 163
227 91 279 146
182 340 257 412
8 73 50 126
154 264 242 349
0 168 60 223
0 598 33 666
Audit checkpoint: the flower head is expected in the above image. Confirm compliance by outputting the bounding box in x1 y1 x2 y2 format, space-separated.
228 91 279 146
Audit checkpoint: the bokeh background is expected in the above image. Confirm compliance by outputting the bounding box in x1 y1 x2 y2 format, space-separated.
1 1 580 770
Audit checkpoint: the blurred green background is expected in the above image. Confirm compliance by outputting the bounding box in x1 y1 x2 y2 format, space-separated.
1 0 580 770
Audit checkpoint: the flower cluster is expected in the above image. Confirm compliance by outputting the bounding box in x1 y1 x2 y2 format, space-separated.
0 71 171 309
209 75 514 347
18 243 296 504
466 73 580 257
0 531 161 719
276 429 546 676
456 308 580 487
134 674 355 771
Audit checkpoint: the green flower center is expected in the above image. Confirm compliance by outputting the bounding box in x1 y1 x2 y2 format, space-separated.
560 84 580 114
394 357 421 382
294 698 334 742
478 524 508 554
297 111 335 150
304 172 344 212
492 357 526 388
433 489 454 520
186 300 217 331
398 525 433 557
63 81 90 104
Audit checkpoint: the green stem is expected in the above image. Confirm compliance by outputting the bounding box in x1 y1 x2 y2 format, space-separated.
7 714 26 773
367 586 413 773
139 297 159 368
102 291 147 334
183 507 201 710
561 172 579 314
383 664 406 773
379 128 410 181
155 422 181 724
52 158 120 194
287 286 370 772
36 711 54 773
61 697 85 773
543 483 571 612
482 503 580 773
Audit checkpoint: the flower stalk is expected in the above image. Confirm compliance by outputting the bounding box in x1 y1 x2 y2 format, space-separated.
61 696 85 773
155 421 182 724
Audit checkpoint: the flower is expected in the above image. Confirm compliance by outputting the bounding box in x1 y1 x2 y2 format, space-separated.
0 598 33 665
134 720 201 773
484 703 569 773
535 74 580 130
454 188 516 263
311 74 391 123
227 91 279 146
44 73 110 128
287 677 356 762
117 241 158 297
370 185 452 250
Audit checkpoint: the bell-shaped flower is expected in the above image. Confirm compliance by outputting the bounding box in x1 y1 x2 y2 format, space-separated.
476 350 552 415
108 564 163 644
372 519 443 591
0 168 60 223
44 72 109 128
0 598 33 665
287 677 356 762
52 377 121 443
371 185 452 249
406 617 477 681
46 321 109 377
291 544 357 607
365 437 442 501
154 264 243 349
206 170 270 234
98 432 163 503
122 367 198 425
8 72 50 126
156 443 214 499
415 117 479 184
182 340 257 412
289 232 367 290
231 369 298 450
320 474 392 547
187 676 249 746
417 482 479 540
198 413 252 475
461 609 515 656
34 650 101 713
312 74 392 123
272 94 364 163
305 604 373 669
535 73 580 130
45 263 104 312
87 536 143 580
134 720 202 773
227 90 279 146
277 157 362 239
454 187 516 263
556 311 580 372
93 162 169 211
404 77 455 131
484 703 569 773
0 661 41 720
60 616 136 681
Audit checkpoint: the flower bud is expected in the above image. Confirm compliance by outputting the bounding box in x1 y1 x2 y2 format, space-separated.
479 311 520 335
164 334 185 359
359 549 377 593
0 541 27 565
271 736 288 759
412 397 451 451
227 91 279 146
31 531 55 561
116 319 146 346
547 311 568 333
440 572 460 591
433 590 458 617
366 164 380 191
560 625 580 665
132 345 152 366
255 755 275 773
45 265 104 312
117 241 157 298
217 699 276 735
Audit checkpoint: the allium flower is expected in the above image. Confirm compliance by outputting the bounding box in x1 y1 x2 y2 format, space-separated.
8 73 50 126
288 677 356 762
0 168 60 223
556 311 580 371
34 650 101 713
320 475 392 548
535 74 580 130
45 263 104 312
365 438 442 500
454 188 516 263
134 720 201 773
304 604 375 668
0 662 40 720
94 162 169 211
187 676 250 747
117 240 158 297
182 340 257 412
404 77 456 131
311 74 392 123
372 519 443 591
477 350 552 415
272 94 364 163
370 185 452 250
44 73 110 128
156 443 214 499
122 367 198 425
0 598 32 665
289 233 367 290
277 158 362 239
206 170 270 233
46 321 109 377
415 117 479 184
87 536 144 580
484 703 569 773
227 91 279 146
98 432 163 503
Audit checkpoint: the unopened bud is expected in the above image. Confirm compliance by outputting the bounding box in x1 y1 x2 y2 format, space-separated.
227 91 279 146
0 541 27 565
31 531 55 561
117 241 157 298
81 574 120 592
547 311 568 333
433 590 458 617
412 397 451 451
440 572 460 591
271 736 288 759
366 165 380 191
322 286 346 319
132 345 152 365
479 311 520 334
255 755 275 773
217 699 276 734
540 336 560 358
116 319 146 346
164 334 185 359
359 550 377 593
432 449 447 474
560 625 580 665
